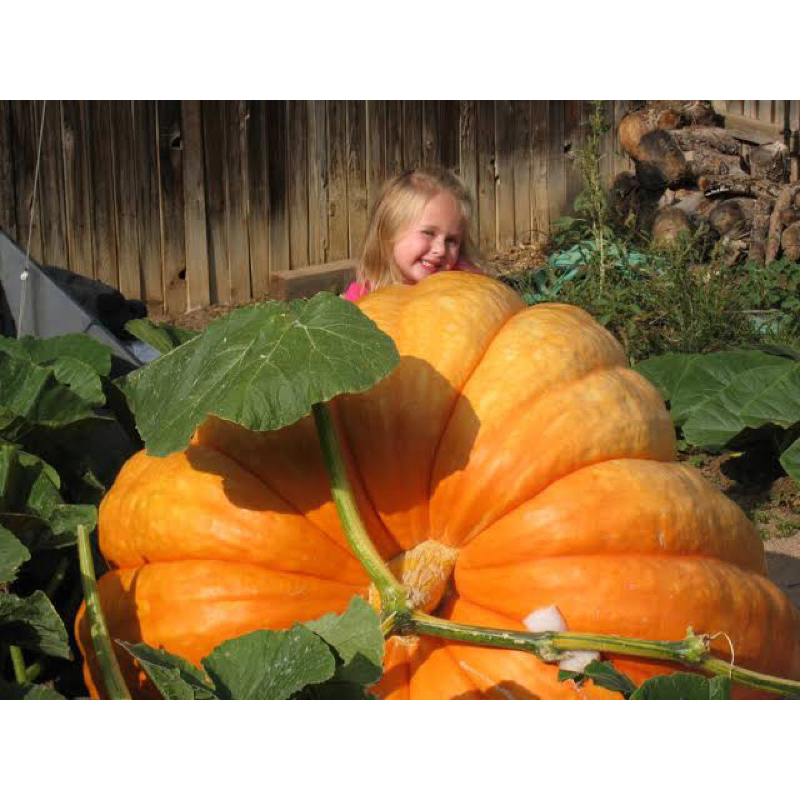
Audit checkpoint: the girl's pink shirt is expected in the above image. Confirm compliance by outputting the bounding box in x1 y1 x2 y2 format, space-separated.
342 260 478 302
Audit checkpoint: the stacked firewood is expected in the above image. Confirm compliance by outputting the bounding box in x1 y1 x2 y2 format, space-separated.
613 101 800 265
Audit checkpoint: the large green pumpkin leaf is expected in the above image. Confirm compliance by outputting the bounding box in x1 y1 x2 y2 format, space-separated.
122 294 399 457
0 334 112 377
682 364 794 449
202 626 336 700
0 590 72 659
630 673 731 700
119 642 217 700
738 362 800 430
0 524 30 583
0 678 66 699
125 318 199 355
0 353 100 437
780 437 800 484
304 596 384 686
635 350 787 425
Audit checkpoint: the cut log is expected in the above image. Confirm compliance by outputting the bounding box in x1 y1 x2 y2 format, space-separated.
679 101 719 127
634 129 687 190
781 221 800 261
698 175 781 201
747 142 789 183
618 107 685 161
671 190 715 221
683 148 747 181
749 198 773 266
672 126 742 156
708 198 756 237
765 184 800 263
652 207 692 245
779 205 800 228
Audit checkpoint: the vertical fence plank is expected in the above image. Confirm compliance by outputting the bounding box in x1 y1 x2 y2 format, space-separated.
247 100 272 299
157 100 187 314
513 100 532 246
439 101 460 173
530 101 550 241
459 101 479 252
88 102 118 289
326 100 348 261
547 100 567 229
307 100 329 265
133 101 163 313
11 101 43 262
110 101 142 300
422 100 440 168
477 100 496 254
202 101 228 305
60 100 94 279
226 100 252 304
266 101 290 273
0 101 18 241
35 101 68 268
402 101 423 170
366 99 385 215
287 100 309 269
564 100 585 215
181 100 211 311
384 100 403 178
495 99 515 250
347 100 368 259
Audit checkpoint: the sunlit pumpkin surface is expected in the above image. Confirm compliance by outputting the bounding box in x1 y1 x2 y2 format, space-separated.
76 272 800 699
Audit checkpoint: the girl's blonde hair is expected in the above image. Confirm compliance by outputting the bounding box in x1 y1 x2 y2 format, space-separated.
357 168 479 289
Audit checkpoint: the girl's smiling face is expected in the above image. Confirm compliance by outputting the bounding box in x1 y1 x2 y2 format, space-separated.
392 191 464 284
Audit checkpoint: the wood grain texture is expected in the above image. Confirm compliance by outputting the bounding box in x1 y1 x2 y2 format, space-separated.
247 100 271 299
0 100 16 240
326 100 348 261
88 101 118 289
307 100 329 266
495 99 515 250
181 100 211 311
157 100 187 314
347 100 368 259
477 101 496 254
225 100 252 304
288 100 309 268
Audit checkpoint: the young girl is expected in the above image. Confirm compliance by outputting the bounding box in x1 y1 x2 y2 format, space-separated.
343 169 482 301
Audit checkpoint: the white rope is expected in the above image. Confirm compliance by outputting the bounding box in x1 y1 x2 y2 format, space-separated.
17 99 47 339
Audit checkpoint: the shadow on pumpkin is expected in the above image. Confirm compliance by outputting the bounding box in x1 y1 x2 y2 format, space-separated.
188 357 480 521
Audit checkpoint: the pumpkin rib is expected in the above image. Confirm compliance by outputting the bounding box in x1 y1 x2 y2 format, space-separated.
192 434 369 562
430 366 676 547
423 299 525 523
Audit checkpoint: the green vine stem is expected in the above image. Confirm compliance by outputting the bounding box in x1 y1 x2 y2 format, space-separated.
404 612 800 698
9 645 27 684
76 524 131 700
312 403 407 616
314 400 800 698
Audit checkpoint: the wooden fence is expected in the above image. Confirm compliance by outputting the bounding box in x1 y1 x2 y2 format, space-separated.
0 100 636 315
714 100 800 136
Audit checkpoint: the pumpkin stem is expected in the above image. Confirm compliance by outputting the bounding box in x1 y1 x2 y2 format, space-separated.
403 612 800 698
312 403 407 617
76 524 131 700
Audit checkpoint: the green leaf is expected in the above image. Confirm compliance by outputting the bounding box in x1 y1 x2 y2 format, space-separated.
633 353 700 405
49 356 105 406
558 659 638 697
630 672 731 700
122 295 400 457
0 677 66 699
118 642 217 700
682 364 793 449
0 590 72 659
780 437 800 484
738 362 800 430
0 352 99 437
202 625 336 700
125 318 199 355
0 524 30 583
304 596 384 685
636 350 788 425
0 444 96 549
0 334 112 377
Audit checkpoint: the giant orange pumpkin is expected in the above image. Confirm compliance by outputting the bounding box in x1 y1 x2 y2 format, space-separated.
76 272 800 699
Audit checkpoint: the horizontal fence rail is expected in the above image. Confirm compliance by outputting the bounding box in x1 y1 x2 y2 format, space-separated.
2 100 638 314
